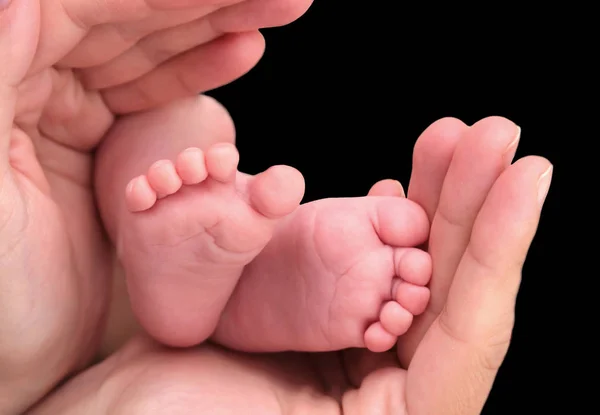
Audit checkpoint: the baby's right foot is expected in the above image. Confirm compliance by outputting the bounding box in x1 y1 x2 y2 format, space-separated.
118 143 305 347
213 196 432 353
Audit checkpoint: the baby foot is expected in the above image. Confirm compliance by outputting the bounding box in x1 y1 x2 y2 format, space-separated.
118 143 305 347
213 196 432 353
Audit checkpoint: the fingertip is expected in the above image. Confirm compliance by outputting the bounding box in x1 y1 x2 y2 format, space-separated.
467 117 520 154
408 118 468 219
412 117 467 159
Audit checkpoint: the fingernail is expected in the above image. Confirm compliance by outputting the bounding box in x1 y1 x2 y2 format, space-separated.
537 165 553 207
503 125 521 164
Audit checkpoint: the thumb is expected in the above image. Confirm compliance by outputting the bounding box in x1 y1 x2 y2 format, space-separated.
406 156 553 415
0 0 39 169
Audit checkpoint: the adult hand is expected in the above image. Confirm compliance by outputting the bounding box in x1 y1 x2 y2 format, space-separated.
350 116 552 414
0 0 312 411
28 113 551 414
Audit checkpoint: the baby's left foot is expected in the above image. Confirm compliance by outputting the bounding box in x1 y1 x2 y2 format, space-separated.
118 144 305 346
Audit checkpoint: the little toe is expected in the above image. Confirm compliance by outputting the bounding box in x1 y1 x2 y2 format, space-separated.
147 160 183 198
205 143 239 182
249 165 305 218
379 301 414 336
394 247 432 286
393 280 431 315
176 147 208 185
125 175 157 212
364 322 398 353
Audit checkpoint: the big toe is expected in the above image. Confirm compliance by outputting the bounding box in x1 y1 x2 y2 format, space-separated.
373 198 430 248
249 165 305 218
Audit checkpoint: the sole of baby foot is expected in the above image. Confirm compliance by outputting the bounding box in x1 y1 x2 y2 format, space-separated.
213 196 431 353
120 143 305 347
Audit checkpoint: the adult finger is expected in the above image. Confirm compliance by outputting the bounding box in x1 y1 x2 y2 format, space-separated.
62 0 312 70
79 17 221 89
394 117 466 366
70 0 314 86
30 0 238 72
208 0 313 31
79 0 312 91
406 118 467 220
34 69 115 152
32 32 259 151
58 6 221 68
398 117 520 366
34 0 312 72
101 31 265 114
405 156 552 415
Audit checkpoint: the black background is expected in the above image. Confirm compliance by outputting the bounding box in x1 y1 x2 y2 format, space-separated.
209 3 567 413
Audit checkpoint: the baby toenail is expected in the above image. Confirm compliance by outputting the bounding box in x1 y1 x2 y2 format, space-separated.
153 160 171 170
0 0 11 10
126 180 137 195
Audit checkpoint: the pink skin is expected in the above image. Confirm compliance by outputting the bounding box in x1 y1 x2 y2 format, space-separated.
95 98 305 347
1 0 315 409
95 97 431 353
123 153 432 353
27 108 551 414
119 143 304 347
213 195 432 353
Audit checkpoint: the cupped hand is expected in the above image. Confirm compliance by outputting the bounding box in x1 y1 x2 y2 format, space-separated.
347 117 552 414
27 113 551 414
0 0 311 411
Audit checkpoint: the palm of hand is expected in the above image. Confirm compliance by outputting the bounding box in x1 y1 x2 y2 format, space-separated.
1 0 312 411
1 7 113 410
